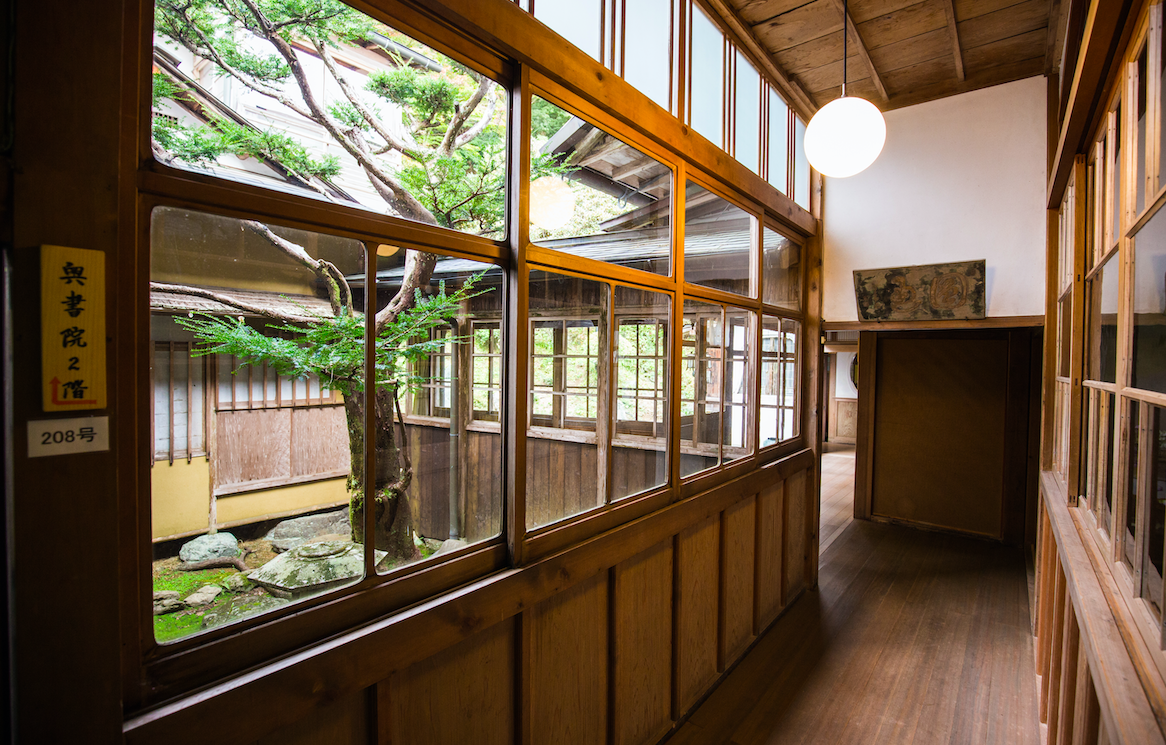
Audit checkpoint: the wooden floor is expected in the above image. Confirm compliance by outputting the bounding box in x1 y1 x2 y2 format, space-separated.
668 520 1039 745
819 445 855 554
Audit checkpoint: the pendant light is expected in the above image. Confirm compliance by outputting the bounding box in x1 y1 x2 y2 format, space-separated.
803 0 886 178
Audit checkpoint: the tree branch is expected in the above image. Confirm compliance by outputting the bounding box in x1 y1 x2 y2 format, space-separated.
438 76 493 156
149 282 318 324
241 220 351 315
374 251 438 334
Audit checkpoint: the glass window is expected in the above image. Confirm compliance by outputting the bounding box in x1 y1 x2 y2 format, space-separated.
152 6 509 238
793 116 809 210
684 181 754 296
1133 208 1166 393
530 96 673 276
472 322 503 422
724 308 753 463
1138 44 1149 215
534 0 602 62
613 285 671 500
689 5 724 147
1144 404 1166 618
681 301 722 477
150 206 365 642
1086 253 1120 384
624 0 673 109
762 227 800 311
527 270 607 529
760 316 799 447
1125 400 1142 570
767 88 789 194
735 52 761 174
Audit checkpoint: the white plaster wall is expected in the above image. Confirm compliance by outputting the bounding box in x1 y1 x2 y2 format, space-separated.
822 77 1047 321
834 351 858 399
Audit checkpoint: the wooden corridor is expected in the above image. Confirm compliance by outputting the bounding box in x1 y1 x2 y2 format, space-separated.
818 445 855 554
667 519 1040 745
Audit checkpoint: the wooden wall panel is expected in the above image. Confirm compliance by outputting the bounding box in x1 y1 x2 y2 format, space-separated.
255 688 368 745
385 617 515 745
613 540 674 745
755 478 786 630
675 515 720 715
784 470 809 604
528 571 609 745
216 409 291 486
720 495 757 665
289 406 348 479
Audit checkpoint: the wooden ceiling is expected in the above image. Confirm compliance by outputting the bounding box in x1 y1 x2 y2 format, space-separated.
719 0 1061 114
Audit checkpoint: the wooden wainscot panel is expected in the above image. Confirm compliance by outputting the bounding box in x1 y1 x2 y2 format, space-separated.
612 540 674 745
528 571 608 745
720 495 757 667
257 688 369 745
755 478 786 630
382 617 515 745
674 515 720 715
783 470 809 605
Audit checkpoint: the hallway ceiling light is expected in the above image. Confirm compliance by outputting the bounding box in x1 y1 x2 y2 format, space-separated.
804 0 886 179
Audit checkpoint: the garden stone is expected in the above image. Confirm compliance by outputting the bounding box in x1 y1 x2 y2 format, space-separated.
179 532 239 563
153 592 184 615
221 573 251 592
435 538 468 557
248 540 384 597
183 584 222 607
265 509 350 552
201 594 290 631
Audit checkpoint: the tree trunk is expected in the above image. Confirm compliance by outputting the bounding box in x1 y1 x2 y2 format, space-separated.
343 388 419 563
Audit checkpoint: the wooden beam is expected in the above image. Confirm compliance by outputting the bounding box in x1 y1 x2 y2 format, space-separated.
943 0 966 82
1046 0 1067 76
1047 0 1137 209
701 0 818 120
829 0 889 102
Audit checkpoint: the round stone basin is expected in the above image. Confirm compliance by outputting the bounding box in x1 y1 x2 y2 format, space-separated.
248 540 386 596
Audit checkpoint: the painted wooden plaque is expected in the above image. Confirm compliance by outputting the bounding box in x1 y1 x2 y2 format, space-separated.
853 260 985 322
41 245 107 411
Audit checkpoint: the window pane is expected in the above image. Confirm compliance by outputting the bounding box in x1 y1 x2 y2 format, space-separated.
625 0 672 109
150 206 364 643
724 309 754 463
685 181 754 295
768 89 789 194
1124 401 1142 570
1138 45 1149 215
761 316 799 447
1144 405 1166 618
689 5 724 146
762 227 800 310
735 52 761 174
534 0 602 61
1086 253 1119 384
527 270 607 529
1112 105 1122 247
794 116 809 210
681 300 722 477
372 252 504 577
1133 208 1166 393
613 285 671 500
531 97 673 276
152 5 508 238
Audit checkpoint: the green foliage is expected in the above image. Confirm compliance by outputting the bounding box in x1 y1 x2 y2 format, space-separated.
531 97 572 140
176 275 486 397
366 66 460 130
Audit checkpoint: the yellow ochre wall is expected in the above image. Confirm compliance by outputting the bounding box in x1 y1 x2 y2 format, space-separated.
150 457 348 540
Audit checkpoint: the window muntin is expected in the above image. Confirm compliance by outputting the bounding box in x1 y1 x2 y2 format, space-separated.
151 4 509 239
530 96 673 277
472 322 503 422
152 339 207 463
684 180 754 296
613 285 671 500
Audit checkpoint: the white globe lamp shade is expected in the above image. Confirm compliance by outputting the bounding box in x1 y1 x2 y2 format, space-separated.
804 96 886 178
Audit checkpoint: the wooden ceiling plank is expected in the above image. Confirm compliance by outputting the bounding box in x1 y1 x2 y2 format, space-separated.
734 0 815 27
882 55 1044 111
943 0 967 81
753 1 842 53
706 0 819 118
773 34 848 77
828 0 891 101
962 26 1047 62
954 0 1027 23
858 2 946 51
847 0 927 24
957 0 1049 49
868 27 953 75
800 58 872 92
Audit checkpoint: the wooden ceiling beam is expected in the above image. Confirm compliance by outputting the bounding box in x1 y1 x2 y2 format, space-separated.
828 0 890 102
942 0 967 81
702 0 819 120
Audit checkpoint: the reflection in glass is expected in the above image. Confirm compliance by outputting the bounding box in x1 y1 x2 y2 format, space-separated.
681 301 723 477
613 285 671 500
763 228 800 310
690 5 724 146
768 89 789 194
1133 209 1166 393
527 270 608 529
152 5 508 237
150 206 364 643
684 181 754 296
530 97 672 276
735 52 761 174
724 309 753 463
1144 405 1166 617
761 317 799 446
1086 254 1120 384
373 253 505 575
1125 401 1142 570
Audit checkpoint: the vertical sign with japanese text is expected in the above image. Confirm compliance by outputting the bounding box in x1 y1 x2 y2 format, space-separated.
41 245 106 411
